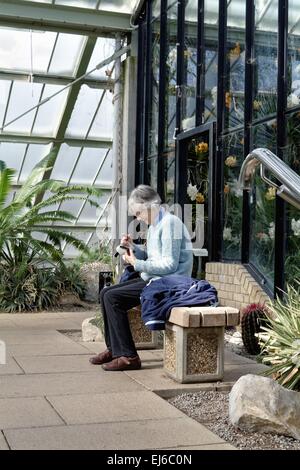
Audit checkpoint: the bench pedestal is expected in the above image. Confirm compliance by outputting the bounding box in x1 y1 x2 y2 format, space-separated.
164 306 239 383
128 306 160 349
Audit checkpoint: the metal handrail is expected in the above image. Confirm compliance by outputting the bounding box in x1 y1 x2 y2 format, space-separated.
238 148 300 210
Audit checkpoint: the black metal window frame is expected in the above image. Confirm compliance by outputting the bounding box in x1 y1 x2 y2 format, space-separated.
135 0 292 297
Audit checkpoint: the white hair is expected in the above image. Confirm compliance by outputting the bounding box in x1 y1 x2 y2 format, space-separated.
128 185 161 216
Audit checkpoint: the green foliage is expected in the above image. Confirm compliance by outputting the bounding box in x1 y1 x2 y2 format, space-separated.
73 245 112 267
0 150 103 312
0 150 102 265
0 239 89 312
258 284 300 390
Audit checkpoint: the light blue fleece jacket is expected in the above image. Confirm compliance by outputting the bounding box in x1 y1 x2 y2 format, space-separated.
133 211 193 282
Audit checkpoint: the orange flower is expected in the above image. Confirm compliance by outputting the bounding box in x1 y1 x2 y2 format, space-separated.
229 42 241 58
225 92 231 109
224 184 230 194
195 192 205 204
225 156 237 167
196 142 209 154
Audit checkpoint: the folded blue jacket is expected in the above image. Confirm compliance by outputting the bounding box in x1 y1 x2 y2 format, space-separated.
140 275 218 330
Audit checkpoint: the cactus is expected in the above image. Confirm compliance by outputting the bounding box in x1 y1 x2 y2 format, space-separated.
241 303 267 355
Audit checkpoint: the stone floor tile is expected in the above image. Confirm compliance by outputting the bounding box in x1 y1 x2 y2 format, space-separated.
0 371 144 399
224 349 258 365
4 417 225 450
223 363 268 383
0 397 64 429
47 390 184 425
0 432 9 450
13 354 99 374
0 356 24 376
8 342 90 357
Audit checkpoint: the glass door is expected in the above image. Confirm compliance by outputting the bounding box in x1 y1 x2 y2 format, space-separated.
176 122 216 264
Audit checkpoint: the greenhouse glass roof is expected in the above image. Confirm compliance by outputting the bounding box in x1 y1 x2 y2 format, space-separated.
16 0 137 15
0 0 134 257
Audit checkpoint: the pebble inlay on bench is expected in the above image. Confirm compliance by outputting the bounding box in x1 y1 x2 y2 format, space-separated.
164 306 240 383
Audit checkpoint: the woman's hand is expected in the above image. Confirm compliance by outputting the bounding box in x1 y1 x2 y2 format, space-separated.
123 248 136 266
121 234 133 247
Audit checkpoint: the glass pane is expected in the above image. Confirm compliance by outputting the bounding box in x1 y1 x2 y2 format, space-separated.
58 199 83 218
63 231 90 258
164 2 177 150
70 148 108 184
4 82 43 134
287 0 300 110
55 0 98 8
225 0 246 131
77 191 111 224
249 120 277 289
147 157 158 189
87 37 116 79
181 0 197 132
88 91 114 139
186 134 210 252
204 0 218 25
152 1 161 18
94 150 113 186
222 131 244 260
0 28 56 73
284 111 300 286
148 18 160 157
0 142 27 178
48 34 86 76
51 144 81 180
0 80 12 125
65 85 102 138
164 151 175 205
42 190 60 212
18 144 52 182
253 0 278 120
32 84 69 136
204 0 218 123
97 0 137 14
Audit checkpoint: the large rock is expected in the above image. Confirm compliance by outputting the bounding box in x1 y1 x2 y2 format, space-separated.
82 317 103 342
229 374 300 440
80 262 113 302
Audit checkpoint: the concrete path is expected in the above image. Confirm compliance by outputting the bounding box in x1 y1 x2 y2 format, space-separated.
0 312 267 450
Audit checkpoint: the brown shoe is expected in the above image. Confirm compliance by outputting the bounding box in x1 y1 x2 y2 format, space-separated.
102 355 141 371
89 349 112 365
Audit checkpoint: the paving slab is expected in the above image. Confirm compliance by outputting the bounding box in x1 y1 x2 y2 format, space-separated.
124 368 220 393
13 354 100 374
7 319 82 331
0 397 64 429
0 330 80 345
0 356 24 375
224 349 258 365
0 319 18 329
47 390 184 425
0 371 144 398
4 417 225 450
8 342 90 357
0 432 9 450
223 363 268 382
77 341 106 353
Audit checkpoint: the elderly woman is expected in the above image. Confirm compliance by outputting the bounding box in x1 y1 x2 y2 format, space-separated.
90 185 193 371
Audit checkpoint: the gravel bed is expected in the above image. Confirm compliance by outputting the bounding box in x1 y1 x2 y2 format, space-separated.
168 391 300 450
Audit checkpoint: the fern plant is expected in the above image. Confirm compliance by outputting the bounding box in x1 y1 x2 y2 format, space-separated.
258 283 300 390
0 150 103 312
0 149 102 263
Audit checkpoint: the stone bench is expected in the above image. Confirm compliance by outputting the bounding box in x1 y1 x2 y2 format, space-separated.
164 306 240 383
